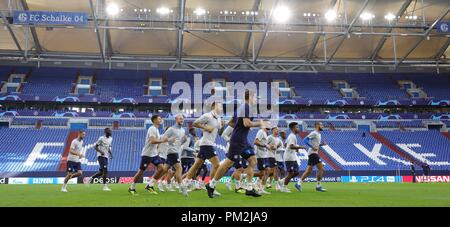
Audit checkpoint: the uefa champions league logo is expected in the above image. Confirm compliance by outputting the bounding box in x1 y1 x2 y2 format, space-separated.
18 13 28 22
440 23 449 33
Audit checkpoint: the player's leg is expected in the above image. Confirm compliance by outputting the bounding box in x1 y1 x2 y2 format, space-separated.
235 168 246 192
278 162 286 179
200 164 208 182
144 156 167 193
174 163 183 184
99 156 109 190
231 168 241 187
193 163 208 189
210 159 233 184
253 171 263 178
267 169 274 188
244 155 261 197
89 171 103 183
63 173 72 185
245 156 257 187
70 163 83 182
208 156 220 182
300 165 313 182
261 158 272 191
271 162 279 191
184 158 204 181
96 157 110 190
145 159 167 194
129 156 150 194
283 170 296 188
270 158 279 182
272 164 279 182
183 158 195 190
296 165 313 192
130 169 145 192
100 168 110 191
184 145 212 182
277 161 286 189
89 171 102 181
256 158 268 193
165 168 176 191
71 170 82 179
89 157 104 184
61 168 81 192
157 160 169 192
62 170 72 192
315 162 326 192
63 161 74 188
151 156 167 181
206 158 234 198
167 167 175 181
254 158 264 183
229 159 243 191
181 158 190 176
283 162 297 191
174 163 188 196
65 169 83 191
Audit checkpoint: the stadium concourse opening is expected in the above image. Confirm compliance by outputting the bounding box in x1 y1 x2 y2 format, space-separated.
1 0 450 214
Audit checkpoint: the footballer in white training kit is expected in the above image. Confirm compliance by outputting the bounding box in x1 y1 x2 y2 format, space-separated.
87 127 113 191
183 101 223 196
128 115 175 195
297 122 328 192
282 122 306 193
61 130 86 192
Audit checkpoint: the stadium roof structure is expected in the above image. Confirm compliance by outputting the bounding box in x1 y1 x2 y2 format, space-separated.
1 0 450 73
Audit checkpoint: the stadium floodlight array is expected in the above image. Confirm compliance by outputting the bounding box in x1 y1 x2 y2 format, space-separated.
360 12 375 21
325 10 337 22
106 3 120 16
273 6 291 23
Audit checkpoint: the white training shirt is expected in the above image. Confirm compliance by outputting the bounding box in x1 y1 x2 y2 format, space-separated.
158 142 168 159
221 126 233 142
68 138 83 162
275 138 285 162
163 125 186 155
95 135 112 158
267 135 282 159
141 125 160 157
255 129 268 159
222 126 234 153
284 133 299 162
194 139 200 152
306 130 322 155
194 111 222 146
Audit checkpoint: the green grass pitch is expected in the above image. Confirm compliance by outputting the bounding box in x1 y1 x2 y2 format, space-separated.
1 183 450 207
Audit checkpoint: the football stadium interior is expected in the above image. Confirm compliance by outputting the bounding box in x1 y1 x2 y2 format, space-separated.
0 0 450 207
